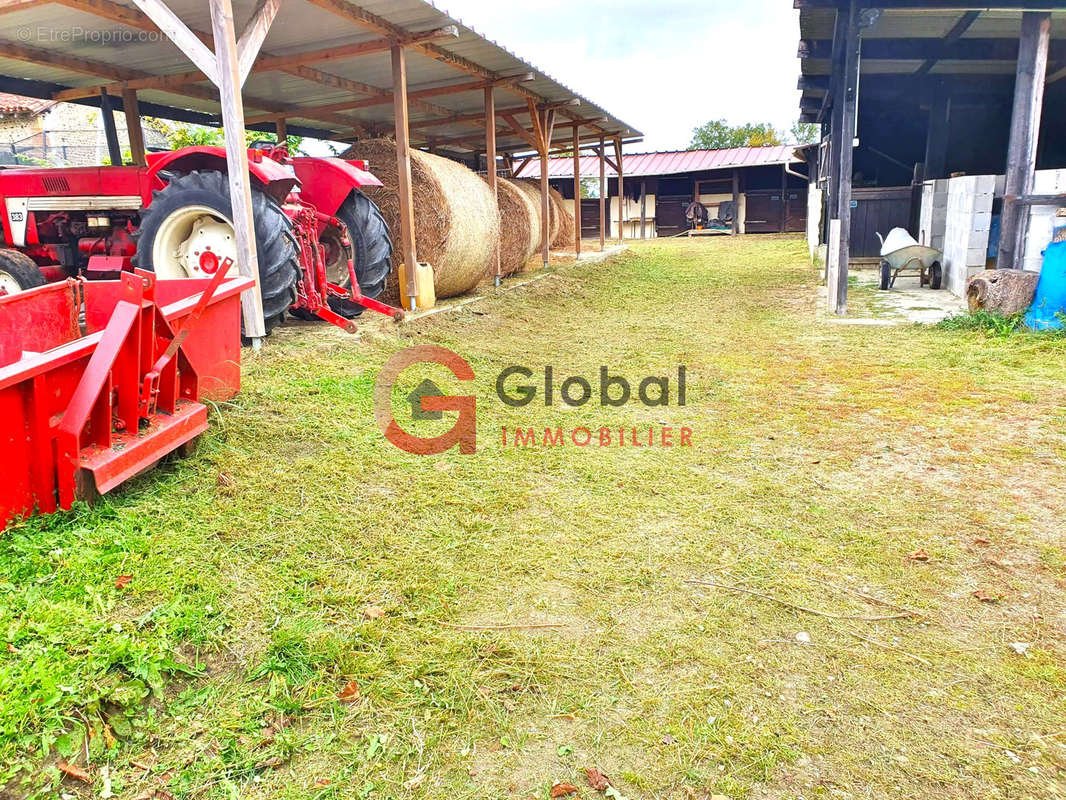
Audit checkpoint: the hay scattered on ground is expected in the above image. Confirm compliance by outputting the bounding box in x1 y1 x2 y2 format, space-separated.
490 178 538 276
549 186 576 249
341 139 500 302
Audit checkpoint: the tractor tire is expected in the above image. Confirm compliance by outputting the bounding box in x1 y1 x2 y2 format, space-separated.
0 249 46 294
134 170 299 336
319 190 393 318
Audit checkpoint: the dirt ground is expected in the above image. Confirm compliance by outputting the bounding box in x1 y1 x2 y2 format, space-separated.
2 235 1064 800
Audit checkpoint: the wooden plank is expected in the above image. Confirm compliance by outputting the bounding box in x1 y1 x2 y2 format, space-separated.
236 0 281 85
613 137 624 243
731 169 739 235
640 179 647 239
275 117 287 143
485 86 500 283
998 11 1051 270
799 37 1065 62
573 126 581 256
832 0 860 315
599 136 606 251
98 89 123 166
392 43 419 309
121 87 146 166
131 0 219 85
209 0 266 339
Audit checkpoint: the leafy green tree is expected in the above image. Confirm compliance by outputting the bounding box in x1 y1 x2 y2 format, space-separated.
143 119 302 153
688 120 783 150
789 121 820 145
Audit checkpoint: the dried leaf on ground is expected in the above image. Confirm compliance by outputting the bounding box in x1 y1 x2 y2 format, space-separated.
974 536 991 545
254 756 285 769
337 680 361 702
57 761 90 782
551 782 581 797
972 589 999 603
115 575 133 589
362 606 387 620
585 767 612 791
907 548 929 562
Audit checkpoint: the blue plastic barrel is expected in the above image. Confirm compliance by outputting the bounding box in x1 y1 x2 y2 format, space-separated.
1024 227 1066 330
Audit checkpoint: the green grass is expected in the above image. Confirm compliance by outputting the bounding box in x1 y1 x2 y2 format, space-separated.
2 235 1065 799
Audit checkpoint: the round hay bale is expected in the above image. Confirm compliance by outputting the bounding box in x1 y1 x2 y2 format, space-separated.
490 178 538 276
340 139 499 302
549 186 576 250
512 179 560 248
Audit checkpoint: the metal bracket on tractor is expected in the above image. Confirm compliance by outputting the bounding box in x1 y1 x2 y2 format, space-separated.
0 267 252 530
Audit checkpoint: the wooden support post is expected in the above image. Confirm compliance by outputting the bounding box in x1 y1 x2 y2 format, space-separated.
275 117 287 144
780 164 788 233
485 86 500 284
121 87 146 166
640 179 647 239
731 169 739 235
598 136 606 251
613 137 624 244
998 11 1051 271
531 103 556 270
98 89 123 166
924 80 951 180
832 0 860 316
573 126 582 257
391 42 419 309
209 0 266 340
827 8 849 234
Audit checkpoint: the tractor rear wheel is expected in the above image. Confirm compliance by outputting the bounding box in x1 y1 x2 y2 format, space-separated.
134 170 299 335
0 249 46 295
319 190 393 318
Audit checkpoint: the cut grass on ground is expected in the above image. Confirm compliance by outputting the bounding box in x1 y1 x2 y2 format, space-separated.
2 235 1065 800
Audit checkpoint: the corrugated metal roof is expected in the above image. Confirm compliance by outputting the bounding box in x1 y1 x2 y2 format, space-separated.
0 92 54 116
0 0 640 151
522 146 799 179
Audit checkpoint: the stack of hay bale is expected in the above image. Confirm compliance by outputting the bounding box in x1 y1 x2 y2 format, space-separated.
341 139 500 303
339 140 581 296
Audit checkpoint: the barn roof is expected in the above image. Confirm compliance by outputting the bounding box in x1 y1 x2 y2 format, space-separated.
0 0 640 151
522 146 800 179
0 91 54 116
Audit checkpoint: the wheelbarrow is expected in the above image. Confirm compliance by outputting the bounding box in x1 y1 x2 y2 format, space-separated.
876 228 944 290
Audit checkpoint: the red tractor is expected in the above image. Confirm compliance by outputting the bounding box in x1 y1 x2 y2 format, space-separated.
0 142 399 334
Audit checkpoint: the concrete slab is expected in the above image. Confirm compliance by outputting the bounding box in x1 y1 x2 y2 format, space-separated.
819 270 967 325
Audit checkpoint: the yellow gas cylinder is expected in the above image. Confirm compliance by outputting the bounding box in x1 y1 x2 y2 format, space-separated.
398 262 436 311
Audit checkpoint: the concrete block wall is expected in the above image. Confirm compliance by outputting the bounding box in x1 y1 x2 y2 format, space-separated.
918 179 949 252
807 183 823 261
942 174 996 297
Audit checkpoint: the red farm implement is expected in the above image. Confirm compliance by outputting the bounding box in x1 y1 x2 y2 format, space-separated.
0 143 402 335
0 267 251 530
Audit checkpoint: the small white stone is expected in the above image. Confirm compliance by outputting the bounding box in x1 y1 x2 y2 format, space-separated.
1009 642 1031 656
796 631 812 644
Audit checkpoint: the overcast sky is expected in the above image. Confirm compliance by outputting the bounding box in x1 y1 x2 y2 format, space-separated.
439 0 803 153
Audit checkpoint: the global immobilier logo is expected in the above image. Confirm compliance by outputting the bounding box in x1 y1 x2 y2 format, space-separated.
375 346 692 455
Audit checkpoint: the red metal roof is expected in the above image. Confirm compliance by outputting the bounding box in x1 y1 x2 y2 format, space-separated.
0 92 54 117
519 146 799 180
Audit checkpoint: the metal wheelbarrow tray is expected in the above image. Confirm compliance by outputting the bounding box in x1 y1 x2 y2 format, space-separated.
879 243 944 290
0 268 252 530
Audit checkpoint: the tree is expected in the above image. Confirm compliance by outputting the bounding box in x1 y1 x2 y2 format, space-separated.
688 120 783 150
143 119 303 153
789 121 820 145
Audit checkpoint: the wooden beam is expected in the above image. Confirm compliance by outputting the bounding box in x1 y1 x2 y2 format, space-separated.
923 79 951 179
799 37 1066 62
486 85 500 283
913 10 980 78
131 0 219 85
794 0 1059 8
0 0 49 14
731 169 739 236
209 0 266 339
614 137 624 244
599 136 606 251
275 117 287 142
409 104 528 131
639 179 647 240
502 113 539 151
121 87 146 166
392 43 419 310
832 0 860 315
0 41 144 84
573 127 581 256
236 0 281 85
998 11 1051 270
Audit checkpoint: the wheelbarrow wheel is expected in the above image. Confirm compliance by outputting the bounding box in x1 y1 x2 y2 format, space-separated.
879 260 892 290
928 261 943 290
